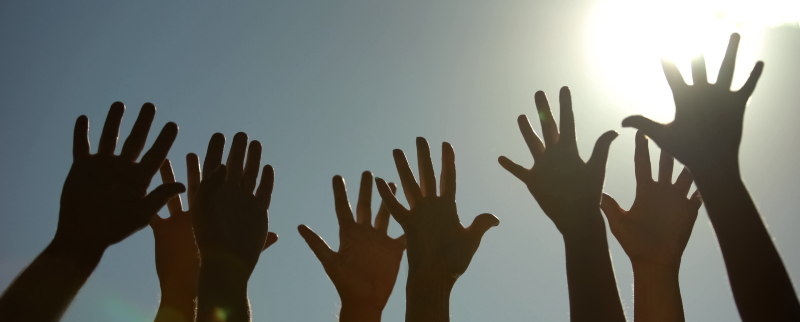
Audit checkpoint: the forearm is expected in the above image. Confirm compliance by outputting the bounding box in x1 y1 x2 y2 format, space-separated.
340 304 382 322
196 262 251 322
405 273 453 322
155 288 196 322
562 211 626 322
693 163 800 320
632 262 684 322
0 239 104 321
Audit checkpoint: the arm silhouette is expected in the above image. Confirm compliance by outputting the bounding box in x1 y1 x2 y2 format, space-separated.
498 87 625 322
298 173 405 322
192 133 277 322
375 138 499 322
622 33 800 321
601 131 702 322
0 102 184 322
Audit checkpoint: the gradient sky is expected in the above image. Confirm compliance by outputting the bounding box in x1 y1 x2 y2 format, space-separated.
0 1 798 321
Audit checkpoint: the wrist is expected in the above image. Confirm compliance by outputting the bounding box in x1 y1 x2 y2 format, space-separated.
340 304 382 322
406 273 452 321
632 260 681 278
45 237 106 268
690 159 741 187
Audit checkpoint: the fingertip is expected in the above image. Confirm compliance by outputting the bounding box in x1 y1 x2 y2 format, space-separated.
560 86 570 93
249 140 262 150
163 122 179 133
211 132 225 141
142 102 156 113
730 32 741 42
187 153 199 162
110 101 126 111
234 132 248 141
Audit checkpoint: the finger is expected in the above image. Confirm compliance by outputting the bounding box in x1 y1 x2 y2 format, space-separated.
149 213 165 229
159 159 184 215
498 156 528 181
225 132 248 185
658 149 675 184
440 142 456 201
587 131 619 173
255 165 275 210
738 61 764 98
534 91 559 147
356 171 373 225
621 116 667 144
262 232 278 251
139 122 179 177
559 86 577 150
674 167 694 196
144 182 186 219
120 103 156 161
73 115 90 160
394 234 407 249
517 115 544 160
661 59 688 91
186 153 201 202
97 102 125 155
466 213 500 242
717 33 741 89
200 165 227 195
333 175 355 225
634 131 653 185
600 193 625 230
690 190 703 209
416 137 437 197
297 225 335 263
393 149 423 207
241 140 262 193
202 133 226 178
374 182 397 234
376 178 409 224
691 55 708 85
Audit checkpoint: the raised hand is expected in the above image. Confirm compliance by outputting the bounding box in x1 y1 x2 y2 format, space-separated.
298 173 405 322
375 137 499 322
622 33 799 321
621 33 763 173
58 102 185 251
601 132 702 268
601 132 702 322
192 132 277 322
498 88 618 236
0 102 184 322
150 158 201 322
498 87 625 322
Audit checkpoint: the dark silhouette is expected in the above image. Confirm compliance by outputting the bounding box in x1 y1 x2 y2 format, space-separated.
601 131 702 322
298 173 405 322
191 133 278 322
622 33 800 321
375 137 499 322
0 102 184 322
498 87 626 322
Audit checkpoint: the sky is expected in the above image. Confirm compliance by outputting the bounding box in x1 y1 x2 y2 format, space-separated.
0 0 798 321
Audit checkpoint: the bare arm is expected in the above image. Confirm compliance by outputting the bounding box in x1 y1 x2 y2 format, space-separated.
622 33 800 321
499 87 625 322
0 102 183 321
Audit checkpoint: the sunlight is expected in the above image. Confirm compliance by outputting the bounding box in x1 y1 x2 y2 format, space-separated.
589 0 799 122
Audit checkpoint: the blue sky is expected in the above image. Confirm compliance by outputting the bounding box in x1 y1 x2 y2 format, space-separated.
0 0 798 321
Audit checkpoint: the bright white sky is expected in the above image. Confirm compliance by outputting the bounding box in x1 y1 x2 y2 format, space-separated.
0 1 797 321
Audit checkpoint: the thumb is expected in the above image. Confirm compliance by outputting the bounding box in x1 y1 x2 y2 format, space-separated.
600 193 625 230
144 182 186 217
587 131 619 172
297 225 335 263
622 116 666 144
466 213 500 241
262 232 279 252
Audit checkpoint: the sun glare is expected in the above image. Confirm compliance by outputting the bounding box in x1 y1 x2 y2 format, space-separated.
589 0 799 122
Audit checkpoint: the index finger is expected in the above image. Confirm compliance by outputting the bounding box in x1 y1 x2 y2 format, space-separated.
159 159 184 215
139 122 179 177
333 175 355 225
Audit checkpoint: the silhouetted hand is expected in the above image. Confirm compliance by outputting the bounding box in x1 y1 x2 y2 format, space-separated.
193 132 277 322
601 132 702 269
192 132 277 278
622 33 763 173
151 158 201 322
0 102 183 322
298 173 405 322
498 87 625 322
498 87 618 237
376 138 498 322
58 102 184 251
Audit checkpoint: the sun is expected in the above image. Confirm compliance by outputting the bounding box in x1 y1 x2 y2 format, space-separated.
588 0 799 122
